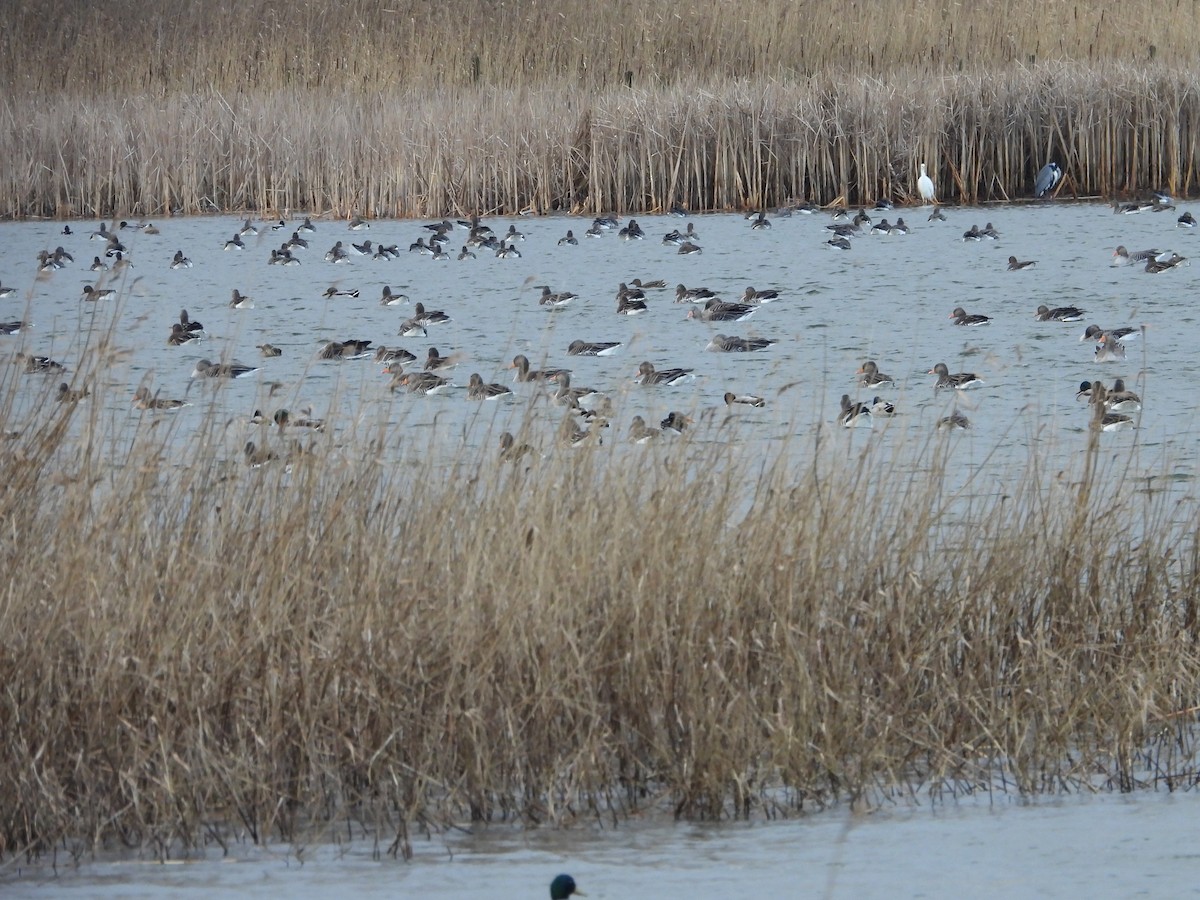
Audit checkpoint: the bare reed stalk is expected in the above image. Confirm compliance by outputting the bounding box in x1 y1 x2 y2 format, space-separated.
1 379 1198 859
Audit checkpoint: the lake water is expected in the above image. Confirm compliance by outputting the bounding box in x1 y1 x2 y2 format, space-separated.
5 789 1200 898
3 202 1199 896
1 201 1196 491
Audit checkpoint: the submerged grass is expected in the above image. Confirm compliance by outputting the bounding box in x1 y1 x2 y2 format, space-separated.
1 368 1198 860
2 2 1200 215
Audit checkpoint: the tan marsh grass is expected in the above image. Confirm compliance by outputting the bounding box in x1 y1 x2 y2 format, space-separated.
1 375 1199 858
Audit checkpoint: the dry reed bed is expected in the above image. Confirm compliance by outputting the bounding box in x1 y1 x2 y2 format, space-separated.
1 385 1198 859
2 63 1199 219
3 0 1197 95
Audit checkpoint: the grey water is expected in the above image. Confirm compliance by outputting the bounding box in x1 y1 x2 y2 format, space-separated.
3 203 1200 895
1 201 1196 493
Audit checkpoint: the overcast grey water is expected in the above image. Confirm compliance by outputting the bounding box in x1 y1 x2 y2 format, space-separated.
0 200 1196 490
3 202 1200 896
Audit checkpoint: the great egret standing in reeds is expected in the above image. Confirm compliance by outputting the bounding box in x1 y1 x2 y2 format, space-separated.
917 162 936 204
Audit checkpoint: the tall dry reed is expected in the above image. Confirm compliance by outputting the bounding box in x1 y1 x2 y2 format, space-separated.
2 64 1200 219
0 371 1198 860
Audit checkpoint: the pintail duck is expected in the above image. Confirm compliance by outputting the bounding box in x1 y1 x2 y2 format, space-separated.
584 223 605 238
1034 304 1085 322
950 306 991 326
557 230 578 246
56 382 89 403
170 250 192 269
706 333 775 352
825 236 852 250
375 243 400 260
567 340 622 357
495 242 521 258
749 212 771 230
856 360 894 388
270 219 287 231
347 215 369 231
90 222 112 240
380 285 409 306
192 358 259 378
980 222 1000 239
323 286 360 299
229 289 254 309
592 214 620 230
81 284 115 301
257 344 282 357
838 394 872 427
0 320 28 335
510 354 569 383
616 294 648 315
349 239 373 256
929 362 982 391
1007 256 1036 270
318 339 373 360
132 386 188 410
961 224 982 241
88 256 108 272
628 415 660 443
298 216 317 234
457 246 476 260
1178 211 1196 228
270 248 300 265
390 371 450 395
467 373 512 400
239 218 259 236
724 391 765 408
635 361 695 386
224 234 246 251
677 240 703 255
286 232 309 250
869 218 892 236
503 224 525 242
668 203 689 217
928 206 947 222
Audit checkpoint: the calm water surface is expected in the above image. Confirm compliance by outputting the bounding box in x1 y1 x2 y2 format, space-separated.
1 201 1196 490
3 204 1199 896
5 790 1199 898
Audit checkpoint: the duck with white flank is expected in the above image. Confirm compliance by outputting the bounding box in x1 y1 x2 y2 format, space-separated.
1007 256 1036 270
950 307 991 326
724 391 765 408
856 360 894 388
929 362 983 391
511 354 569 383
568 340 622 357
628 415 661 443
635 361 695 386
318 340 373 360
838 394 872 427
660 411 691 433
706 334 775 352
467 373 512 400
1034 304 1085 322
1080 324 1140 345
191 359 258 379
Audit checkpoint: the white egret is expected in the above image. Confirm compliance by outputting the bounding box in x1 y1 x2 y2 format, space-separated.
917 162 936 204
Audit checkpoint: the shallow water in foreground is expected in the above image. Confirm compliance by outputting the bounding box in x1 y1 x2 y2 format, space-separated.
5 789 1199 898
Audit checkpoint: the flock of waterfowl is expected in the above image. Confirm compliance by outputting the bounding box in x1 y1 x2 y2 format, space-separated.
1 158 1188 460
